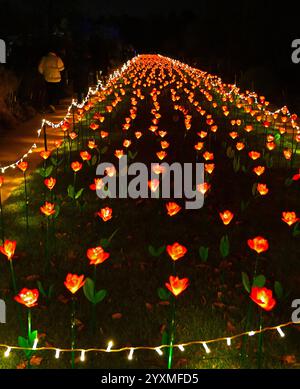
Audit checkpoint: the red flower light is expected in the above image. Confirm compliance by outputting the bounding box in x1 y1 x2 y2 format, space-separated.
87 246 110 265
64 273 85 294
219 210 234 225
71 161 83 172
97 207 113 222
44 177 56 191
247 236 269 254
166 202 181 217
40 202 56 217
282 212 299 227
167 243 187 261
17 161 28 172
165 275 189 297
14 288 39 308
250 286 276 311
0 240 16 260
80 151 92 161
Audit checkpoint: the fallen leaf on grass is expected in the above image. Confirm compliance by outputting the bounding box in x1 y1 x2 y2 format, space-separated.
30 355 43 366
213 302 225 309
281 355 296 364
112 313 122 319
145 303 153 311
227 320 236 333
58 294 69 304
158 301 170 306
17 361 27 369
173 358 188 368
25 274 40 282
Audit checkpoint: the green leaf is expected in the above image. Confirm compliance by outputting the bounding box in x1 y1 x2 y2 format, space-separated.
44 165 53 178
274 281 283 299
233 156 240 172
100 238 110 248
75 188 84 199
252 183 257 196
91 155 98 166
83 278 95 303
161 330 170 357
51 157 58 166
241 165 247 173
157 287 171 301
241 272 251 293
148 245 166 257
226 146 235 159
18 336 32 358
285 177 293 187
293 222 300 237
128 150 138 160
219 235 230 258
253 274 266 287
101 146 108 155
53 204 60 219
48 284 54 299
29 330 38 346
67 184 75 199
199 246 209 262
37 280 47 298
94 289 107 304
18 336 29 349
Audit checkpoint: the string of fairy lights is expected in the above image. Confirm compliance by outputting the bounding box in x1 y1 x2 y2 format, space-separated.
1 320 299 361
0 59 133 174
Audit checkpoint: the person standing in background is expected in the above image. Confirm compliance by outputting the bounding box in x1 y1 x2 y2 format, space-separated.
38 49 64 112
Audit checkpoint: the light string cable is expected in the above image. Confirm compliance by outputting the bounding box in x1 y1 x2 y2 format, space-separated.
1 320 299 357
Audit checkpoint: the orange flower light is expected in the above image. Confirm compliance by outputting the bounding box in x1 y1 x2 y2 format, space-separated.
88 140 97 149
167 242 187 261
282 211 299 227
123 139 131 148
89 178 104 191
44 177 56 191
54 140 63 148
114 149 124 159
204 163 215 174
257 183 269 195
250 287 276 311
80 151 92 161
40 202 56 217
97 207 113 222
87 246 110 265
135 131 143 139
236 142 245 151
248 151 261 160
283 149 292 160
194 142 204 151
203 151 214 161
64 273 85 294
219 210 234 225
166 202 181 216
100 131 109 139
40 150 51 160
17 161 28 172
247 236 269 254
71 161 83 172
253 166 265 176
165 275 189 297
14 288 39 308
156 151 167 160
197 182 211 195
0 176 3 187
0 240 16 260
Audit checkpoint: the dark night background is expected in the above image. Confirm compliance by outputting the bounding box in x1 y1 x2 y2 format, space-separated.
1 0 300 114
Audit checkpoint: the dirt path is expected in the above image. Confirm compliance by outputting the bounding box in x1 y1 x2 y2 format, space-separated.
0 99 71 203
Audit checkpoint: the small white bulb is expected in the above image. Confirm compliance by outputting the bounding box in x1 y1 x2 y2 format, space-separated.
178 345 185 352
128 348 134 360
106 341 113 352
80 350 85 361
226 338 232 346
277 327 285 338
202 343 211 354
155 347 163 356
4 347 11 357
55 349 60 359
